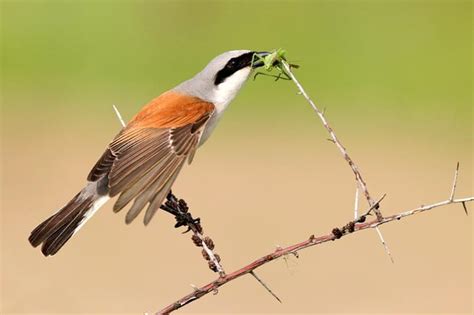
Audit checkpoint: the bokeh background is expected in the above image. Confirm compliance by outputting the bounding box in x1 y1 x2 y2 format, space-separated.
1 0 472 314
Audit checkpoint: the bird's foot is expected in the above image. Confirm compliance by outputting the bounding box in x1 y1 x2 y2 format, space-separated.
160 191 203 234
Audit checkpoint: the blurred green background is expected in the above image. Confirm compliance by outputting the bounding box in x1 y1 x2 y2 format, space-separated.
2 0 472 136
1 0 472 314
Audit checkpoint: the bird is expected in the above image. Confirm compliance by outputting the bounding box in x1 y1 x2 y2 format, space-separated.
29 50 269 256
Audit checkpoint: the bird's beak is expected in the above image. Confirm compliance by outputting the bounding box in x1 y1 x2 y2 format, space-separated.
251 51 270 68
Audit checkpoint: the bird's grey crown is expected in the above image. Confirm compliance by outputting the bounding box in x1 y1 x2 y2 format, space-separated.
173 50 252 102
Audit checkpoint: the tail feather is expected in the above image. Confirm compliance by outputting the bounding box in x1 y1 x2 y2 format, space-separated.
29 188 108 256
29 216 55 248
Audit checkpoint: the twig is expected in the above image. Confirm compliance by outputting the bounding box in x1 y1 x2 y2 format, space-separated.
156 195 473 314
352 193 393 264
357 194 394 263
281 62 381 220
354 188 393 262
160 192 226 276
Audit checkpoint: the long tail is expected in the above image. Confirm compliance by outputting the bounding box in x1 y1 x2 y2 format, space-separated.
28 184 109 256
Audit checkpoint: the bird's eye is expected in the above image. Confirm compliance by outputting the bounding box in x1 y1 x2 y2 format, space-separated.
227 59 237 68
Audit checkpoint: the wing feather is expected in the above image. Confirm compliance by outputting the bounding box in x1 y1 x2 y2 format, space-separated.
113 153 174 212
125 157 185 224
87 92 214 224
109 141 171 195
144 162 184 225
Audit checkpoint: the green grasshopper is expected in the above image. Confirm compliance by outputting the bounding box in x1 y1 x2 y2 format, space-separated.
251 48 299 81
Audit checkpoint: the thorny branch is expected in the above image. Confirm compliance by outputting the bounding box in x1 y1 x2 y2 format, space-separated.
111 56 471 314
280 61 394 260
280 62 380 218
159 192 225 276
156 193 473 314
159 188 282 301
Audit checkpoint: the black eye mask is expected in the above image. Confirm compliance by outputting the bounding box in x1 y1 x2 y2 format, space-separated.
214 52 255 85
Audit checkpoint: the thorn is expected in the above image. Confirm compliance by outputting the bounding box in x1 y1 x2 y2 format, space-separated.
190 284 200 292
375 227 395 263
362 194 387 217
326 138 335 143
250 271 282 303
112 104 126 127
449 162 460 201
462 201 468 215
354 186 360 220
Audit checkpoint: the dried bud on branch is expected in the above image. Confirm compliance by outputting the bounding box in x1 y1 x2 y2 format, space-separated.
332 228 343 239
192 235 202 247
204 237 215 250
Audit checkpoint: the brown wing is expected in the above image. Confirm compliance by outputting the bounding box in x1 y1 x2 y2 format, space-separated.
88 91 214 225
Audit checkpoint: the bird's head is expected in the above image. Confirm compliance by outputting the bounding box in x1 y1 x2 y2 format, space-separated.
174 50 269 108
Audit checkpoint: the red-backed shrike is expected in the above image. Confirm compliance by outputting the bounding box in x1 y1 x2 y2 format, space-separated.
29 50 269 256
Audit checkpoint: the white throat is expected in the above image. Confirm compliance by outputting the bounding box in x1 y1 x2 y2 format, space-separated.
199 67 251 145
212 67 251 112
